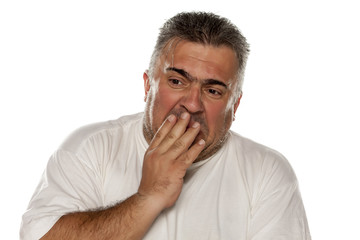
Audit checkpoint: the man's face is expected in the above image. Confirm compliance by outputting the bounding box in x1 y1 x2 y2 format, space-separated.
143 40 241 161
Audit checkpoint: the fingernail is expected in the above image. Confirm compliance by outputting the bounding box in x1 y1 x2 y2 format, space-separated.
181 112 189 119
198 139 205 145
192 122 200 128
167 114 176 122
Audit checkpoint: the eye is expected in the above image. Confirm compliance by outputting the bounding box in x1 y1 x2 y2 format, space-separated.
208 89 220 95
168 78 185 88
206 88 222 98
170 79 182 85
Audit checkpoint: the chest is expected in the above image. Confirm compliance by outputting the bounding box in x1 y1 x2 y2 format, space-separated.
101 138 145 204
145 159 251 240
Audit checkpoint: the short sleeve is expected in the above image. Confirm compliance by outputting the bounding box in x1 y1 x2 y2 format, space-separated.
20 149 104 240
248 150 311 240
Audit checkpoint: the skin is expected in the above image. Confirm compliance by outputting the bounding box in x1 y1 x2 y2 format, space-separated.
143 40 241 161
40 40 241 240
41 114 205 240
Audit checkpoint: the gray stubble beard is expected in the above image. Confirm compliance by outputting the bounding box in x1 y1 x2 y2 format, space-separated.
142 100 233 163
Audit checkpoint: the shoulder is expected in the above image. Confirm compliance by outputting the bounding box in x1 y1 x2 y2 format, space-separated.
227 133 310 239
228 131 296 183
59 112 144 154
228 130 287 160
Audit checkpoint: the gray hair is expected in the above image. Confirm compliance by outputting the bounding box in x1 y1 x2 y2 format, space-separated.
148 11 250 100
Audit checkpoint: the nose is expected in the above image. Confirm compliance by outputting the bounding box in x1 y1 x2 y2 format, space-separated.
180 86 204 114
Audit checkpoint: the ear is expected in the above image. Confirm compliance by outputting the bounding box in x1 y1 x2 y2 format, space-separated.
143 71 151 102
233 93 242 119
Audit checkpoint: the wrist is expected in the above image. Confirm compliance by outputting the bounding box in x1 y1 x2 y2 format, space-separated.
135 191 167 214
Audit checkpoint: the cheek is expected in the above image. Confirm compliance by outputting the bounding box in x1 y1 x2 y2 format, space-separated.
204 102 228 129
156 86 181 112
151 85 181 128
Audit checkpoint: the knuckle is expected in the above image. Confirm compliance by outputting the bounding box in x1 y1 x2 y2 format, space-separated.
166 132 177 141
173 139 187 150
145 148 161 161
182 153 192 163
183 152 194 164
154 131 163 141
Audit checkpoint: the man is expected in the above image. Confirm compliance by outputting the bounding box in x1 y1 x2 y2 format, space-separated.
21 12 311 239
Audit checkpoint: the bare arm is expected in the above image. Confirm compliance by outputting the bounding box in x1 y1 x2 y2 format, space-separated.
41 112 204 239
41 193 162 240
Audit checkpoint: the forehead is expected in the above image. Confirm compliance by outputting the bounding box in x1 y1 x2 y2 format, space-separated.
160 40 238 83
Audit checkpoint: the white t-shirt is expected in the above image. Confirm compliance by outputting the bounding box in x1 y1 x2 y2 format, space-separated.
20 113 311 240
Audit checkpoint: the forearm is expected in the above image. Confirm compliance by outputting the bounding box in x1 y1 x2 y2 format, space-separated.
41 193 163 240
41 113 203 239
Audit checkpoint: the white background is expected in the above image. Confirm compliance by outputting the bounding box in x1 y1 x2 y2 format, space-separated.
1 0 359 239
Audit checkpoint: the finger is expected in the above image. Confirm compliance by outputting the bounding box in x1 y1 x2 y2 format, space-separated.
178 138 206 166
148 114 177 150
165 121 201 158
157 112 191 152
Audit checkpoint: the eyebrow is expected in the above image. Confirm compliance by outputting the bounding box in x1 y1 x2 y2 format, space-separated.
166 67 228 89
